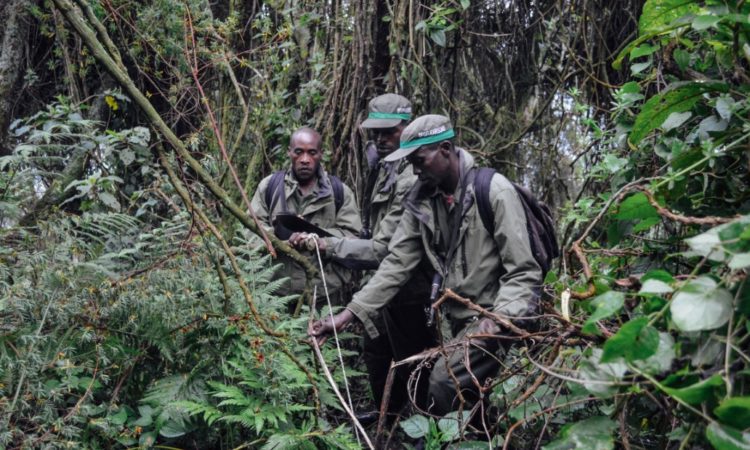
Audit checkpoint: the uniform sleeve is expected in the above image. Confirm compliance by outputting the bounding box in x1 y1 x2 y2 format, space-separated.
325 169 415 267
325 236 380 270
347 210 425 338
369 168 415 259
328 184 362 238
489 176 543 318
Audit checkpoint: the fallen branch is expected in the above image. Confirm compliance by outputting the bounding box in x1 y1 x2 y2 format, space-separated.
432 289 531 337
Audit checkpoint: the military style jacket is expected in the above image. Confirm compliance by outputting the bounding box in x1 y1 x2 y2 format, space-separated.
347 149 542 338
250 166 361 299
325 151 415 267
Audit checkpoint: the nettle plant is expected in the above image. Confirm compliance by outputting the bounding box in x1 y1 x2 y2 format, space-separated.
550 0 750 449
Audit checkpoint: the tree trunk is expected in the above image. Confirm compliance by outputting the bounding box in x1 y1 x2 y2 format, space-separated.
0 0 33 157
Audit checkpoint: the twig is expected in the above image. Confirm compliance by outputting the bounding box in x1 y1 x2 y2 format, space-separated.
375 361 397 447
432 289 530 336
634 186 735 226
309 335 375 449
183 8 275 256
619 398 631 450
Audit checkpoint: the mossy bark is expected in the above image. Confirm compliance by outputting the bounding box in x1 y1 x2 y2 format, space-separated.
0 0 33 157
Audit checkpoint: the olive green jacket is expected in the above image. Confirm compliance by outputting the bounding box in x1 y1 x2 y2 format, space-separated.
250 167 361 300
324 155 416 268
347 149 542 338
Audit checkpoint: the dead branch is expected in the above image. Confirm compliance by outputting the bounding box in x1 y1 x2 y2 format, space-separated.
432 289 532 337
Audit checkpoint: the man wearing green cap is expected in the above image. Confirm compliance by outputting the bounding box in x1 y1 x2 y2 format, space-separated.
250 126 361 305
310 115 542 417
294 94 437 418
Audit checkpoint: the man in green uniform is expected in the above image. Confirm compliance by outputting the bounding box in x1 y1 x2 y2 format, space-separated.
309 115 542 416
297 94 436 418
250 126 361 305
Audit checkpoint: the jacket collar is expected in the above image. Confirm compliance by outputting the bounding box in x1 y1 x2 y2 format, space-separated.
283 164 333 201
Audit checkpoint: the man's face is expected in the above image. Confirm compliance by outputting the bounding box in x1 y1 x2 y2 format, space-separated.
288 132 322 183
372 123 405 157
407 143 450 188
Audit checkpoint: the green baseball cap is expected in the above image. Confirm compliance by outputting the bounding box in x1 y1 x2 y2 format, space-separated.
383 114 455 162
360 94 412 129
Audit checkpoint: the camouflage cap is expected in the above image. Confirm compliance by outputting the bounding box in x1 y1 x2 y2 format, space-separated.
383 114 455 162
360 93 412 129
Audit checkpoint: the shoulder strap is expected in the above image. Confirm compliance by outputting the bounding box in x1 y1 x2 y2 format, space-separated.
361 168 379 235
264 170 287 213
473 167 497 236
266 170 343 213
329 175 344 213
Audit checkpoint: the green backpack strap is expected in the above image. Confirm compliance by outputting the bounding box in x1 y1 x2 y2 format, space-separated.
264 170 287 213
329 175 344 213
265 170 343 213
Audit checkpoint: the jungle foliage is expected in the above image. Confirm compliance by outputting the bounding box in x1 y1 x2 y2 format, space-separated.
1 0 749 449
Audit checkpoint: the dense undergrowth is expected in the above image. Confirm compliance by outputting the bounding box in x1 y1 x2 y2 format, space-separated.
1 0 750 449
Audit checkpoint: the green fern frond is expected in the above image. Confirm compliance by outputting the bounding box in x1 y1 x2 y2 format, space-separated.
219 413 256 430
261 433 305 450
171 400 222 427
141 374 208 405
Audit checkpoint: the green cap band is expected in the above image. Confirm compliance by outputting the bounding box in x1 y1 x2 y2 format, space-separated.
400 128 455 149
368 111 411 120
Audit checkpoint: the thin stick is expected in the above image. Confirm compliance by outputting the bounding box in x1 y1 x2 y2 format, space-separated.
310 335 375 449
375 361 397 447
432 289 530 336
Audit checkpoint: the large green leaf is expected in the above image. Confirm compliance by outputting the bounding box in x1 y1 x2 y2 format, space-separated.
583 291 625 334
729 253 750 270
629 82 728 145
601 317 660 363
614 192 659 220
692 14 722 31
662 111 692 130
639 0 701 35
639 279 674 295
612 0 697 69
670 276 733 332
685 227 729 262
686 216 750 263
663 374 724 405
437 411 471 442
718 221 750 254
401 414 430 438
578 349 627 397
543 416 617 450
705 422 750 450
642 269 675 283
715 397 750 430
632 332 676 374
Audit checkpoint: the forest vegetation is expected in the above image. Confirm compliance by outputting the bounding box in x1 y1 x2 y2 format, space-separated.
1 0 749 448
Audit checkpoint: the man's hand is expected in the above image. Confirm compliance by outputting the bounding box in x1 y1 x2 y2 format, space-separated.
288 232 326 252
476 317 501 336
308 309 355 345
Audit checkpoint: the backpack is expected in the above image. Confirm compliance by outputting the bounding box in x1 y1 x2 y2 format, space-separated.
473 168 559 275
264 170 344 214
